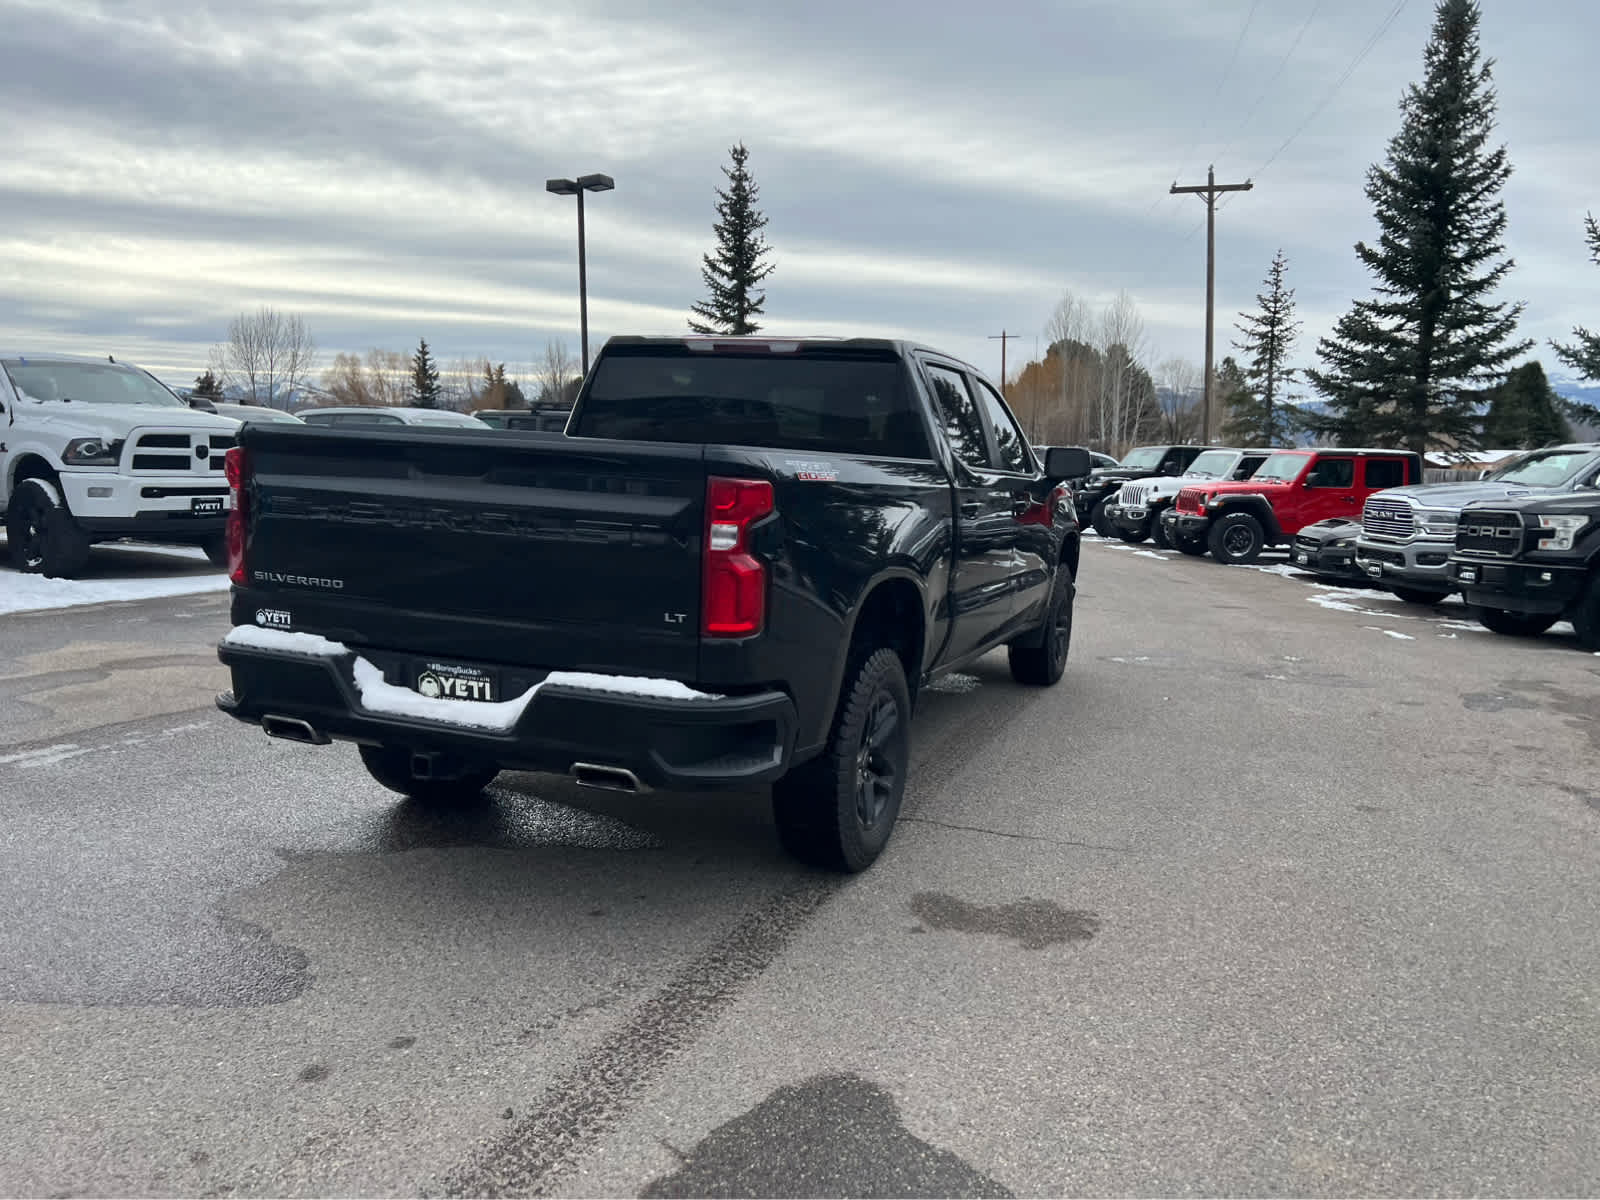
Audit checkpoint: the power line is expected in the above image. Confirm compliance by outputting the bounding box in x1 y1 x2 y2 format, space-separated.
1147 0 1263 218
1247 0 1411 180
1210 0 1327 167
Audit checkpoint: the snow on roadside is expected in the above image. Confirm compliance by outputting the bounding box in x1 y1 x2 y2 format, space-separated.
1362 627 1417 641
0 536 225 615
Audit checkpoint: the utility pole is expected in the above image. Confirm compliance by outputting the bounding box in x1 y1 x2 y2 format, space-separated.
1170 165 1252 442
988 330 1019 399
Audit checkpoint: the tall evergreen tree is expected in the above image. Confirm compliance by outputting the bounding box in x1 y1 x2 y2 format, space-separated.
1304 0 1531 454
1226 250 1302 446
689 143 775 335
1550 212 1600 424
411 338 440 408
1214 357 1254 441
1479 361 1572 448
192 369 225 402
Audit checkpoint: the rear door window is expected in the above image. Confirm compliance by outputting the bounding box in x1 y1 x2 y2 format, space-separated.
924 364 993 472
1362 457 1407 488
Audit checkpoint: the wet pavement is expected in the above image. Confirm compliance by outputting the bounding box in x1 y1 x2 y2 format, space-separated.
1 541 1597 1196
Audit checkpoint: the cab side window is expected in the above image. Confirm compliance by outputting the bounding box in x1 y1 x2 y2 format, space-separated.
925 364 992 472
1306 457 1355 488
1363 458 1407 488
970 378 1032 473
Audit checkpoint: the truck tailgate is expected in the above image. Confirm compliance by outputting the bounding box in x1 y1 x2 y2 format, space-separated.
240 426 707 677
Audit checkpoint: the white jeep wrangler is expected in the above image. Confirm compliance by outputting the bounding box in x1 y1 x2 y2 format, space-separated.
1104 447 1275 547
1 352 241 577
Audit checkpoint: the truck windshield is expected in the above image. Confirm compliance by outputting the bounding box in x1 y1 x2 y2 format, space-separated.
571 349 930 458
1117 447 1166 469
1252 452 1311 482
1484 450 1594 487
2 359 186 408
1184 450 1240 477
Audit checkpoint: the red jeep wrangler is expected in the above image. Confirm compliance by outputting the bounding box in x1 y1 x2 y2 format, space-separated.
1162 448 1423 564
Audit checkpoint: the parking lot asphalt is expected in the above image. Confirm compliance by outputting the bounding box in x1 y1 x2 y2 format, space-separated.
1 537 1596 1196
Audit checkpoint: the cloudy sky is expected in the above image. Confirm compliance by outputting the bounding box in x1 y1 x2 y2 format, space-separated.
3 0 1595 392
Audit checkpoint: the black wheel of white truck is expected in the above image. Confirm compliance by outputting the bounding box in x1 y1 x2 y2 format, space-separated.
358 744 499 806
772 647 909 873
200 532 229 567
1008 565 1074 686
5 477 92 577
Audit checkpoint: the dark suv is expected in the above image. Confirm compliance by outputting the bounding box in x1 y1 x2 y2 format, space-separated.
1072 444 1216 538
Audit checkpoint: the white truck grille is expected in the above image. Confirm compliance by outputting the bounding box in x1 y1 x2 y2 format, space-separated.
1361 496 1413 539
126 430 234 475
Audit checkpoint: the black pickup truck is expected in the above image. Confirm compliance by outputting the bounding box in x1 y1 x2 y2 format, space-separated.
215 336 1092 871
1447 488 1600 649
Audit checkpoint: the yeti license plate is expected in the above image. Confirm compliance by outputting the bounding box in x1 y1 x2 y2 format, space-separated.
1363 563 1383 578
191 496 224 515
1295 551 1309 564
415 661 498 703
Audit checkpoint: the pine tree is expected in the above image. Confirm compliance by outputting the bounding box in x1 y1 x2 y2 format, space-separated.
1551 213 1600 424
688 143 775 335
1226 250 1302 446
1303 0 1531 454
1480 361 1572 448
1215 358 1254 442
192 369 224 402
411 338 440 408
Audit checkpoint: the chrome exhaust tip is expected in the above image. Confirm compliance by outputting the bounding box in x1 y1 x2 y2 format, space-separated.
261 714 331 745
570 762 649 794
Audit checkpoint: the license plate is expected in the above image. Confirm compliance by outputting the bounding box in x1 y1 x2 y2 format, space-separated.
1458 565 1478 583
1364 563 1382 578
415 661 498 703
191 496 224 515
1295 551 1309 564
1127 508 1146 520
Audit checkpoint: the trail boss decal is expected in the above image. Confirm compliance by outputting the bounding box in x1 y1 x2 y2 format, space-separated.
785 458 838 482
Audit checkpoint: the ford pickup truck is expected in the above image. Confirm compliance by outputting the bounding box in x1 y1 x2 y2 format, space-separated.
1356 443 1600 603
214 336 1092 872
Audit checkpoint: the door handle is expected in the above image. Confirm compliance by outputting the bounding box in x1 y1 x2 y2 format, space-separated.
960 501 981 517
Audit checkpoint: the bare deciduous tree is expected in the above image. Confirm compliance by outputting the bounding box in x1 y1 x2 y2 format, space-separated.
321 349 411 407
538 339 579 405
211 306 318 408
1155 357 1203 442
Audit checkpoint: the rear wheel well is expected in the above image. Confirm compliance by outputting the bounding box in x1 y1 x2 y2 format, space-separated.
846 579 925 706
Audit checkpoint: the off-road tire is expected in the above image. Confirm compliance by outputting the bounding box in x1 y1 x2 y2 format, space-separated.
1571 569 1600 651
358 743 499 805
1090 499 1116 539
1391 586 1450 606
1115 521 1147 544
772 647 910 873
200 532 229 567
1207 511 1266 565
1472 607 1560 638
1173 532 1208 557
1008 565 1075 686
6 477 93 578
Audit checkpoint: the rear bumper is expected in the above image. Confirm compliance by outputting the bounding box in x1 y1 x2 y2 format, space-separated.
216 640 799 791
1447 558 1586 616
1354 537 1454 589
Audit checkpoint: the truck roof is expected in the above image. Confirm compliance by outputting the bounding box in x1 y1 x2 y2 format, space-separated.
600 334 991 378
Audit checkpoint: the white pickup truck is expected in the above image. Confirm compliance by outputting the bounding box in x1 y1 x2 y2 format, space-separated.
1 352 241 577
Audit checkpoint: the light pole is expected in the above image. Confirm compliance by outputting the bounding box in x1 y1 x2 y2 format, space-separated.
546 173 614 376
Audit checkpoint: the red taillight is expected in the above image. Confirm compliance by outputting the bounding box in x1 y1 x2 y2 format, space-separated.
703 476 774 637
224 446 249 586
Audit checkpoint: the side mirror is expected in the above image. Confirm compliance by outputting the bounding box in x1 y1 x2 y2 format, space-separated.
1043 445 1092 480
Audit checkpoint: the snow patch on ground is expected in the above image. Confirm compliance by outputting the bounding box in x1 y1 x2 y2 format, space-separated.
925 672 981 694
0 743 95 769
1132 550 1170 561
1362 627 1416 641
0 534 223 615
1109 655 1154 664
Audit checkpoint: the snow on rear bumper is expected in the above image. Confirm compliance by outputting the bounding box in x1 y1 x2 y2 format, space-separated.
215 628 798 791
